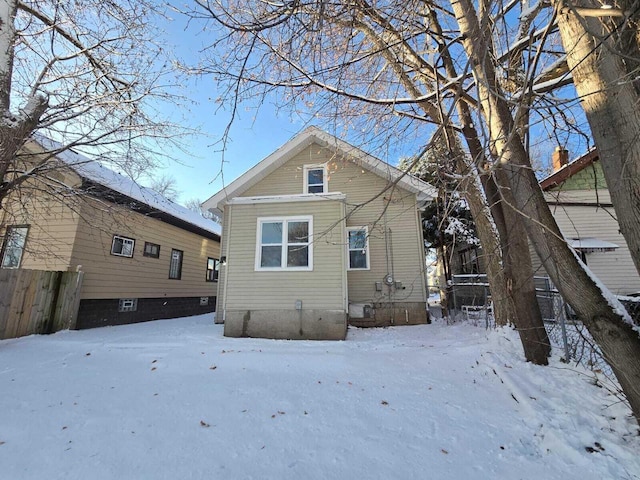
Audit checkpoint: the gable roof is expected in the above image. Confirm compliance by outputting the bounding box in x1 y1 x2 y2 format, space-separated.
28 135 221 239
202 126 437 213
540 149 599 191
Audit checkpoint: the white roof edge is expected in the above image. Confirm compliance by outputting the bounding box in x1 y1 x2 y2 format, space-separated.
202 126 436 212
229 192 347 205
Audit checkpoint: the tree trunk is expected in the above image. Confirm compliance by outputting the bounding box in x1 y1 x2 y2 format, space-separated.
452 0 640 420
457 162 513 328
485 170 551 364
555 2 640 277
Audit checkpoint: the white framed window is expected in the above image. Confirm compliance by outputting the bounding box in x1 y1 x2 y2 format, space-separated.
256 216 313 271
303 164 328 194
111 235 135 258
1 225 29 268
347 226 369 270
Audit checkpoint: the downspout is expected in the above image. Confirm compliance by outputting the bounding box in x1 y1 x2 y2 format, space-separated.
221 203 233 323
341 200 348 316
383 204 395 324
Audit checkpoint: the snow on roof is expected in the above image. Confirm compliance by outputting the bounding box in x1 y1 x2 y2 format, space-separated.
31 135 221 237
568 237 618 252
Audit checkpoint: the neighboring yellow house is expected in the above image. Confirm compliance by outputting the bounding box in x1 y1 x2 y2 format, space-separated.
203 126 436 340
0 137 221 329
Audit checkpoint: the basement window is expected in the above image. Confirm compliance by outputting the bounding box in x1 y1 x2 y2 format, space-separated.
118 298 138 312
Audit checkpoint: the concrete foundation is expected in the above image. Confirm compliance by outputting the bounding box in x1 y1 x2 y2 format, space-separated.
349 302 429 328
223 309 347 340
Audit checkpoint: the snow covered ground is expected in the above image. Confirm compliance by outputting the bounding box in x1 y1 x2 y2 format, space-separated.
1 315 639 480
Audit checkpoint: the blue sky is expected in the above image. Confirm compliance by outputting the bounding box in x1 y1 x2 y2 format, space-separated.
151 11 303 205
151 6 591 207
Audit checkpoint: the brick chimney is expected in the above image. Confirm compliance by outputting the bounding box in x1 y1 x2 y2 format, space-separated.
552 146 569 172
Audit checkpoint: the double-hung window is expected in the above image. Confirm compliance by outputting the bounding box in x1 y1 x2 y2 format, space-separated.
1 225 29 268
111 235 135 257
347 226 369 270
256 217 312 271
303 165 327 194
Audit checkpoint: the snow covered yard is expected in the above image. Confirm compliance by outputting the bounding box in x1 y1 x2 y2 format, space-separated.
0 315 638 480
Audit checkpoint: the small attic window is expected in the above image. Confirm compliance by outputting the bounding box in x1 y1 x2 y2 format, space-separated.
303 165 327 194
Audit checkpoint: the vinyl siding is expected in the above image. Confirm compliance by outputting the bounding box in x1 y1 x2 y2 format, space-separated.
544 189 612 204
532 201 640 295
71 199 220 299
240 143 427 305
554 161 607 191
224 200 346 311
0 183 80 271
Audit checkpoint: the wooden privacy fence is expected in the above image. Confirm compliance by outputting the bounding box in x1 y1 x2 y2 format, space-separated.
0 269 84 340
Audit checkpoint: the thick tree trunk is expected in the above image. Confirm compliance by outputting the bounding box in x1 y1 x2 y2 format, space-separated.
555 2 640 277
0 0 48 207
455 85 550 363
452 0 640 420
485 171 551 364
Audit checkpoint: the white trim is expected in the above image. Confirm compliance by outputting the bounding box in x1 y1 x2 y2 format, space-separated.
111 235 135 258
303 164 328 194
255 216 314 272
568 237 619 252
202 126 436 213
346 226 370 271
230 193 345 205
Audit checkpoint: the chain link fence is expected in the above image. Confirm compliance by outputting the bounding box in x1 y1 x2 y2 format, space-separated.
447 275 640 378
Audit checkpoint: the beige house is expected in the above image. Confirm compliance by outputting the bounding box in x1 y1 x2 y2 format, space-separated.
536 148 640 295
0 137 221 329
203 127 436 340
449 147 640 298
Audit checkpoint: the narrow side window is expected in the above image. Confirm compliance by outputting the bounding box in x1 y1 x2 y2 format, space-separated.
0 225 29 268
169 249 183 279
206 257 219 282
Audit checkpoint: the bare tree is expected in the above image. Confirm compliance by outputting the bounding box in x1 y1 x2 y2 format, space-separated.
553 0 640 277
186 0 552 364
0 0 184 209
452 0 640 420
150 175 181 202
187 0 640 418
184 197 221 223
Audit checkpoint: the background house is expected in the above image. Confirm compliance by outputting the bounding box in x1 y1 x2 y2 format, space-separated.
537 147 640 295
445 147 640 315
0 137 221 330
203 126 436 340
